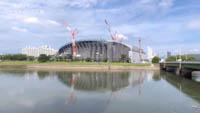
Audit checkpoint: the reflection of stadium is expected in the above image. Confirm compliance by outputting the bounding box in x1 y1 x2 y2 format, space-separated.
55 71 152 93
58 40 144 62
57 72 130 92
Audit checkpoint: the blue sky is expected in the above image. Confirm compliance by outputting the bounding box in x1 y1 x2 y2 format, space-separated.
0 0 200 55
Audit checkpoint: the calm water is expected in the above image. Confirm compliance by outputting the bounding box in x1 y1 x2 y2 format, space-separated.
0 69 200 113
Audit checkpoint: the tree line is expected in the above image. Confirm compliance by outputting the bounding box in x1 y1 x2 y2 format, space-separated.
0 54 52 62
0 54 34 61
166 55 197 61
151 55 198 64
0 54 131 63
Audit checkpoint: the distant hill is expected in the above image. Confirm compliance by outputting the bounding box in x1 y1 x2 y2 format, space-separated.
188 54 200 60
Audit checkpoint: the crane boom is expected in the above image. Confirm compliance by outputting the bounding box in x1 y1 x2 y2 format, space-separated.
105 19 116 40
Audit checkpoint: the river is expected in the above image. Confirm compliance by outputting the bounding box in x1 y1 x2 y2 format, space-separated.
0 69 200 113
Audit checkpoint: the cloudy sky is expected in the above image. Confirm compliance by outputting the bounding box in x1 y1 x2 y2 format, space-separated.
0 0 200 54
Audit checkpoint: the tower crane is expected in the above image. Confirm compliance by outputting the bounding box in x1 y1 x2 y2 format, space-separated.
63 20 78 61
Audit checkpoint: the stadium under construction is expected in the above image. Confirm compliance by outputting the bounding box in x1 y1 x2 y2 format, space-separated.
58 40 144 63
59 19 145 63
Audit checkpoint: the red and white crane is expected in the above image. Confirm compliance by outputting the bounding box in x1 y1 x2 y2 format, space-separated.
105 20 127 43
105 19 116 41
63 20 78 60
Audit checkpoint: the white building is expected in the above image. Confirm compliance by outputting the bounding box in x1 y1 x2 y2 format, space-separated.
129 51 140 63
129 46 145 63
22 45 57 57
147 46 154 62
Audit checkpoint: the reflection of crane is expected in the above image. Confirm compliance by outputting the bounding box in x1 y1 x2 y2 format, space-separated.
103 74 125 112
138 71 144 95
63 20 78 60
62 74 77 112
105 19 116 41
69 74 76 102
103 90 116 111
65 74 77 105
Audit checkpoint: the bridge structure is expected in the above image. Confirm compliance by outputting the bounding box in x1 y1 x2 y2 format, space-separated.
160 61 200 78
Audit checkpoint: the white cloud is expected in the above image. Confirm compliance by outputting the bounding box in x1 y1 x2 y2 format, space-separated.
0 0 199 54
66 0 98 8
46 20 60 26
13 0 99 8
187 20 200 30
11 26 28 32
133 0 175 15
23 17 60 26
159 0 174 9
140 0 156 4
24 17 40 24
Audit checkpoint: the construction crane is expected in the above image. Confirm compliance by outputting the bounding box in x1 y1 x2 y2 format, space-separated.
139 38 143 62
127 35 144 62
104 19 116 41
63 20 78 61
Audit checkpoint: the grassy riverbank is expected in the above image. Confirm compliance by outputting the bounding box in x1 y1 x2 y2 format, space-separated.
0 61 151 66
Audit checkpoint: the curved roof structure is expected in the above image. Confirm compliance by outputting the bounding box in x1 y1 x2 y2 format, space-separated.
58 40 143 62
58 40 134 54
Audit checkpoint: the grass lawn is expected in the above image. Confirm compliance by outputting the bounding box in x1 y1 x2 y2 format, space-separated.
0 61 151 66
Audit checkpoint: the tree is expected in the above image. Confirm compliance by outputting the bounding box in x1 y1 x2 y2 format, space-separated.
1 54 28 61
12 54 27 61
103 58 108 62
85 57 92 62
152 56 160 63
0 55 3 60
27 56 35 61
38 54 50 62
2 54 12 60
119 54 130 63
166 56 176 61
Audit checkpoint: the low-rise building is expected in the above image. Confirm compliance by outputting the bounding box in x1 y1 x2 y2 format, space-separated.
22 45 57 57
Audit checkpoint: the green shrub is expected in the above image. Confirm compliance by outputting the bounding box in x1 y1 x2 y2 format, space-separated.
152 56 160 63
103 58 108 62
119 54 130 63
85 57 92 62
38 54 50 62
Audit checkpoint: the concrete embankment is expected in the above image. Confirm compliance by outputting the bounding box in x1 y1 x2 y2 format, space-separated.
27 64 159 71
0 64 160 71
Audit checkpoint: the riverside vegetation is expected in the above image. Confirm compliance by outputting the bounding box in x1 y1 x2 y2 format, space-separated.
0 54 151 66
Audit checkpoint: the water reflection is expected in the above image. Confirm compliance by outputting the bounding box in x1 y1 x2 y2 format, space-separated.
161 71 200 103
0 69 200 113
57 72 130 92
193 72 200 82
